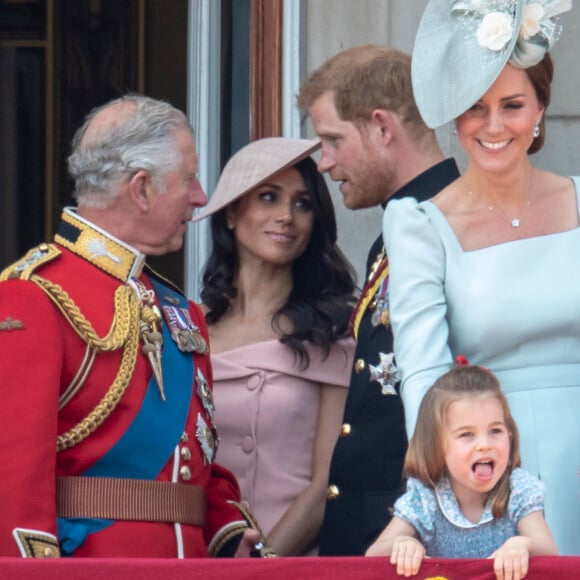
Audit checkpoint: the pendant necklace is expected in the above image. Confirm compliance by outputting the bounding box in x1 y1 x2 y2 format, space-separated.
468 179 533 229
485 199 531 228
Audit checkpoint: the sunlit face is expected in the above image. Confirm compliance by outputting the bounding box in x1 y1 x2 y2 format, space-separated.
443 395 511 510
455 64 544 175
227 166 314 267
308 91 396 209
145 129 207 255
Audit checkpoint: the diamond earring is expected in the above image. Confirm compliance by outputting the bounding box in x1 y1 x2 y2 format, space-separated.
533 122 541 138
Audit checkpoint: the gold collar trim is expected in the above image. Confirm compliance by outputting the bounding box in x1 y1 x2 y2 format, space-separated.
55 207 145 282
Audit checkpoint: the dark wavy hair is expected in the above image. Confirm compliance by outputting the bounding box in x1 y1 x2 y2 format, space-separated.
200 156 357 368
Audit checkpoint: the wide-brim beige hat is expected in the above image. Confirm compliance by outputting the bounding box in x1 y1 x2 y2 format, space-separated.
192 137 321 221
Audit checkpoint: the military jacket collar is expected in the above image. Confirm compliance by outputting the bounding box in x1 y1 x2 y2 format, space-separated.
55 207 146 282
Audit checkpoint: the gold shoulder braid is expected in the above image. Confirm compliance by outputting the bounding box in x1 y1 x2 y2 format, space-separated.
31 275 135 351
29 276 142 452
3 234 167 450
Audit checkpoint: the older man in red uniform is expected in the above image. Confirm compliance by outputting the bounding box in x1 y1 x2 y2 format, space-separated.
0 95 270 558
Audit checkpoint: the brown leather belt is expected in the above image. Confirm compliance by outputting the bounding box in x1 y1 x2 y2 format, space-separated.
56 476 206 526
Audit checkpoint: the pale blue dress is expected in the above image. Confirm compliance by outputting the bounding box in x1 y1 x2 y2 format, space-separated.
395 469 544 558
383 176 580 555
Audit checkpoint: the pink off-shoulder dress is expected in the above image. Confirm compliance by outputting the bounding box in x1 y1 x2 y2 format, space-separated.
211 338 355 553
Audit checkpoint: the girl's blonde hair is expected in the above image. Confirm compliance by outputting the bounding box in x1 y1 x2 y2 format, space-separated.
405 365 521 518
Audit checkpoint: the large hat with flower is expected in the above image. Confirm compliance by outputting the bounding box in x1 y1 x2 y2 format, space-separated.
411 0 572 129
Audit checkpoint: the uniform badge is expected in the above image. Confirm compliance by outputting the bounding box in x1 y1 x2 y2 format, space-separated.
196 413 218 464
196 368 215 421
161 305 209 354
369 352 400 396
0 317 24 331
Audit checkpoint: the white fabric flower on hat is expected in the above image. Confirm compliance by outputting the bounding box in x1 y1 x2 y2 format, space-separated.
520 3 545 39
476 11 513 51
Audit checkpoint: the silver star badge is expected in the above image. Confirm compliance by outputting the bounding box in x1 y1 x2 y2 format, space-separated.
368 352 400 396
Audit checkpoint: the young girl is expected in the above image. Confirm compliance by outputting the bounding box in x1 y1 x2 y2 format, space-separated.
366 364 558 579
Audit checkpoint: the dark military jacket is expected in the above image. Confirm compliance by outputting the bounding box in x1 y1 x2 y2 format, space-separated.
319 159 460 556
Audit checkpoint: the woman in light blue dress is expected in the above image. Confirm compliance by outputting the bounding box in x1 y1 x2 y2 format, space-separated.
384 0 579 555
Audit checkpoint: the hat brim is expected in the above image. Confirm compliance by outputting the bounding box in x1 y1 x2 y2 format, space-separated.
192 137 321 221
412 0 524 128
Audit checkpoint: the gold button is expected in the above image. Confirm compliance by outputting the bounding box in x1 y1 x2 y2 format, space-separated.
181 446 191 461
180 465 192 481
180 432 189 443
340 423 352 437
355 359 365 374
327 484 340 500
43 546 59 558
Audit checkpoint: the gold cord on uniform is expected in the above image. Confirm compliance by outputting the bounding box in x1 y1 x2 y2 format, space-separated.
129 278 166 401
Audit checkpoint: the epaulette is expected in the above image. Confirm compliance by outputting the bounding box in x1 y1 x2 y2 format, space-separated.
0 243 61 282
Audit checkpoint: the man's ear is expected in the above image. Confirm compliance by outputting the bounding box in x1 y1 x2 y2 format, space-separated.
370 109 394 145
128 170 154 211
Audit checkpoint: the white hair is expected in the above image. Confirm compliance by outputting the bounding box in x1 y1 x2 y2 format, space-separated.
67 94 194 208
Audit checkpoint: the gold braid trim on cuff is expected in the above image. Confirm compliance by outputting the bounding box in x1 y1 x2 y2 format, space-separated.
208 521 249 557
227 500 278 558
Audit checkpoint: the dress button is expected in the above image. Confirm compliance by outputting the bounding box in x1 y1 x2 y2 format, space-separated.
241 435 255 453
327 484 340 500
354 359 365 374
247 374 263 391
340 423 352 437
180 465 192 481
181 446 192 461
180 432 189 443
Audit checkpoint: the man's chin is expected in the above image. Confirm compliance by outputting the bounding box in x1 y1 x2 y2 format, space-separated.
342 195 367 211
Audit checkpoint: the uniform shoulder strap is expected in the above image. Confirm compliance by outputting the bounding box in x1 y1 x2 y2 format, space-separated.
0 243 61 281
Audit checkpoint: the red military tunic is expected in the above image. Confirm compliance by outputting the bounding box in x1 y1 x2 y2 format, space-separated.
0 208 260 558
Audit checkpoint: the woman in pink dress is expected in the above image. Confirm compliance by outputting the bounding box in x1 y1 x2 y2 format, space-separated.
193 138 357 555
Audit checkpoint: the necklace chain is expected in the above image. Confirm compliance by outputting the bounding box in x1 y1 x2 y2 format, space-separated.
486 200 531 228
468 179 534 229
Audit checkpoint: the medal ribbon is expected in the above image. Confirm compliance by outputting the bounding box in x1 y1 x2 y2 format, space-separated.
350 258 389 340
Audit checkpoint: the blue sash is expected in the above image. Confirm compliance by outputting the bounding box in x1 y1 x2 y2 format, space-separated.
58 278 195 555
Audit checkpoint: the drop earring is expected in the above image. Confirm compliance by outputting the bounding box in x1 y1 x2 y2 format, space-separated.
453 126 458 135
533 122 541 138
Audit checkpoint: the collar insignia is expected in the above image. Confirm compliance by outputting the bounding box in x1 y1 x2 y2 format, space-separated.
55 208 145 282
